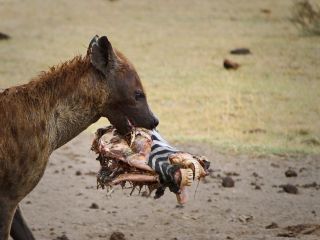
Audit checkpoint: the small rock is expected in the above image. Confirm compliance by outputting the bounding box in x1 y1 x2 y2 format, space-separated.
301 182 319 189
243 128 266 134
75 170 82 176
277 233 294 237
223 59 239 70
270 163 280 168
299 167 307 172
238 215 253 223
265 222 279 229
110 231 126 240
224 171 240 176
222 176 235 188
285 169 297 177
230 48 251 55
54 234 70 240
89 203 99 209
252 172 260 178
282 184 298 194
0 32 10 40
260 9 271 14
175 204 184 209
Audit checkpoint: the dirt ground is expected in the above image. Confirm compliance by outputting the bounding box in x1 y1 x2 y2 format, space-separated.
14 132 320 240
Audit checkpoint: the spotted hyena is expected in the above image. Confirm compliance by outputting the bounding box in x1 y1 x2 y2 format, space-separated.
0 35 158 240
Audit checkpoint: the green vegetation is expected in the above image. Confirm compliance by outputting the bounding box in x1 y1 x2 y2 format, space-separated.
1 0 319 155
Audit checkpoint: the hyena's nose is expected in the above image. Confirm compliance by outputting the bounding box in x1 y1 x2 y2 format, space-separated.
153 116 159 128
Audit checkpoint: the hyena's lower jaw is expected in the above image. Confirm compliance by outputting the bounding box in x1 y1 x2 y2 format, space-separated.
108 117 133 136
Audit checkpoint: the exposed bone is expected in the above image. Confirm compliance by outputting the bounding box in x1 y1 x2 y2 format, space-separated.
176 186 188 204
92 126 209 203
180 169 193 186
110 173 159 185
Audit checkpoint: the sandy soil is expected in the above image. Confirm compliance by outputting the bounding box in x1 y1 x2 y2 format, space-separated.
15 133 320 240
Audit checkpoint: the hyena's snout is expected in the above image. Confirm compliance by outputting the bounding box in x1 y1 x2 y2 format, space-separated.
134 105 159 130
128 108 159 130
149 112 159 129
105 106 159 135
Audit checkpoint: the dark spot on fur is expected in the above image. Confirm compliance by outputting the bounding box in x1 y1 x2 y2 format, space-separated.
40 120 46 132
54 110 60 119
31 152 38 162
10 126 18 139
19 156 25 164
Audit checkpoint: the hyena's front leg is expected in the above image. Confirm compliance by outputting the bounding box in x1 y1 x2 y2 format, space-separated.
10 205 35 240
0 198 17 240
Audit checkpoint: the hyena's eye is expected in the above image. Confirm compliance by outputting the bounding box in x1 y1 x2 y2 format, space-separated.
135 90 145 101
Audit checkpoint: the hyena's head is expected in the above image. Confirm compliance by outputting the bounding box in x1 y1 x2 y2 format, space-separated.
88 35 159 134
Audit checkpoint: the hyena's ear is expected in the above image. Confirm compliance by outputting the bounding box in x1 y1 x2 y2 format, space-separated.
89 35 117 76
88 35 99 51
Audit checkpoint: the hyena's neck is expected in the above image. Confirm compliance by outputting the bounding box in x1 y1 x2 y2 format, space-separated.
49 94 100 150
30 56 108 151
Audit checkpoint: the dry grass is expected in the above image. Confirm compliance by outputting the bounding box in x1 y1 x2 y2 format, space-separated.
0 0 319 155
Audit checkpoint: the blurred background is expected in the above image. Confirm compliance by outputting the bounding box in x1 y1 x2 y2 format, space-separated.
1 0 319 155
